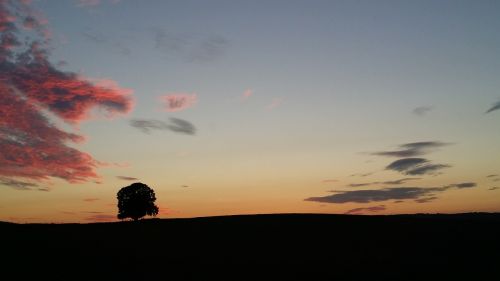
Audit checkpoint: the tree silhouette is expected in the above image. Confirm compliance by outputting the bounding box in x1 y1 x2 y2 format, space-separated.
117 182 159 221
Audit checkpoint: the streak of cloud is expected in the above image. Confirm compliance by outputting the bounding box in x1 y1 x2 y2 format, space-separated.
153 28 229 63
372 141 451 158
305 182 475 204
130 118 196 135
385 158 450 175
345 205 386 215
0 177 38 190
413 106 433 116
267 97 284 110
485 101 500 114
116 176 138 181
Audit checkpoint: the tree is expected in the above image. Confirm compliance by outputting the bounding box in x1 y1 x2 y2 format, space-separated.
117 182 159 221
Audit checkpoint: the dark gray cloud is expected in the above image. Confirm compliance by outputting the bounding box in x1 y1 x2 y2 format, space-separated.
130 118 196 135
166 117 196 135
485 101 500 114
305 181 475 204
414 196 438 203
446 182 476 189
306 187 445 204
153 28 228 63
0 177 39 191
413 106 433 116
348 178 421 187
350 172 373 177
372 141 451 158
130 119 168 134
348 183 372 187
487 174 498 178
116 176 139 181
386 158 450 175
381 178 421 185
345 205 386 215
386 158 428 172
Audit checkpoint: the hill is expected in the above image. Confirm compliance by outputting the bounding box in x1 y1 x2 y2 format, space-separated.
2 213 500 281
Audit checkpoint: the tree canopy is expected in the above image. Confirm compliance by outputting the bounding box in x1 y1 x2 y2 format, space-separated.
117 182 159 221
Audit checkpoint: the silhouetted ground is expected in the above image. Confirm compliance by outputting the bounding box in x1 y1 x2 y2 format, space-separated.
2 213 500 281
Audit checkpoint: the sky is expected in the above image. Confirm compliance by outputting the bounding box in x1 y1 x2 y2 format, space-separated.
1 0 500 223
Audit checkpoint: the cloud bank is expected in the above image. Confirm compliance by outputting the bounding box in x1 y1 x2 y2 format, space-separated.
0 0 133 184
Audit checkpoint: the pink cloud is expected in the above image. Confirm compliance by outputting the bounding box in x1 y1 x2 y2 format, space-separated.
267 97 284 110
242 89 253 100
160 93 197 112
0 1 134 183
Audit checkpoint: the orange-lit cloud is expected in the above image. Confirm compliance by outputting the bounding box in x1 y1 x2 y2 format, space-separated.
160 93 197 112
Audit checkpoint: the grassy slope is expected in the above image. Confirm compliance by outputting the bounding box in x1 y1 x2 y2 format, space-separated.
2 213 500 281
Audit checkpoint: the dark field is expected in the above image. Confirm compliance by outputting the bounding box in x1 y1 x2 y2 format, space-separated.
2 213 500 281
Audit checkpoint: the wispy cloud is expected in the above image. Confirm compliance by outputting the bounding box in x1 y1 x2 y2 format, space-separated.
414 196 438 203
166 117 196 135
153 28 229 63
267 97 284 110
130 118 196 135
242 89 253 101
381 178 421 185
83 198 99 202
386 158 450 175
412 106 433 116
347 178 421 187
345 205 386 215
82 30 131 55
489 187 500 191
0 1 133 184
116 176 138 181
445 182 476 189
322 179 338 183
160 93 197 112
372 141 451 158
0 177 38 191
129 119 168 134
485 101 500 114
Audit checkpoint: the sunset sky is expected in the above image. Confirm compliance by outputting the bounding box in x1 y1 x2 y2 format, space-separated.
1 0 500 223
